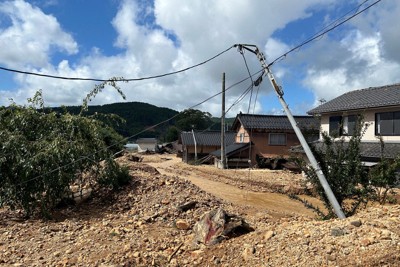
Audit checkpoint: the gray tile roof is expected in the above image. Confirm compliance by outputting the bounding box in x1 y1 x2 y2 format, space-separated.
232 113 319 131
293 141 400 160
210 143 250 158
359 142 400 159
180 131 236 146
308 83 400 115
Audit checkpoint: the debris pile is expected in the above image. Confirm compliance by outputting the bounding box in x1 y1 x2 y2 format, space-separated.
0 154 399 266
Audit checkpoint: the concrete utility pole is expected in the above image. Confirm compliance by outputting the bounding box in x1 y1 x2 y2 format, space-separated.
221 72 226 169
234 44 346 219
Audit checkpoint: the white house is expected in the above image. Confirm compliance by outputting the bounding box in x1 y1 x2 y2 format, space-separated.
307 83 400 163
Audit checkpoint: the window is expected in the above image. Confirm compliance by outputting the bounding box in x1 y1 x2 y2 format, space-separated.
239 133 244 143
329 116 342 136
376 111 400 135
343 115 357 136
269 133 286 146
329 115 359 136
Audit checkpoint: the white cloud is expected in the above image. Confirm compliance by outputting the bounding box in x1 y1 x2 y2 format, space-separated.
0 0 77 68
349 0 400 64
265 38 291 62
303 29 400 109
293 1 400 110
4 0 400 119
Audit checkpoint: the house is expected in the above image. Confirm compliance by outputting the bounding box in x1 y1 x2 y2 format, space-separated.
209 142 251 168
231 113 319 167
179 131 236 163
136 138 158 152
124 143 139 152
307 83 400 163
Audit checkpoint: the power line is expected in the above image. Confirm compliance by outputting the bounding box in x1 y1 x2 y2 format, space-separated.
268 0 382 67
0 1 380 86
238 46 256 114
13 72 256 187
236 0 382 96
8 0 383 186
0 45 235 82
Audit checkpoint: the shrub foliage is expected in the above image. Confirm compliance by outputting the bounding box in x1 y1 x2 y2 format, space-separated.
294 118 369 219
296 118 399 219
368 138 400 204
297 131 371 219
0 90 129 217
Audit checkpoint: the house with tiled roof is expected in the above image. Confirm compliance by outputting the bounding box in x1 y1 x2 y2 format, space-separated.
179 131 237 163
307 83 400 163
136 138 158 152
231 113 319 168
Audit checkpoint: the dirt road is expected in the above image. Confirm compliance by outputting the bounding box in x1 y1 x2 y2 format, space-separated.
146 155 322 218
1 154 398 266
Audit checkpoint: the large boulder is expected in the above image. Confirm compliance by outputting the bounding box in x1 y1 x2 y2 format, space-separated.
193 208 254 246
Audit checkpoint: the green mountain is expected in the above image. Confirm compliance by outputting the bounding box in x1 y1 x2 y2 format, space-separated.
51 102 178 140
51 102 236 141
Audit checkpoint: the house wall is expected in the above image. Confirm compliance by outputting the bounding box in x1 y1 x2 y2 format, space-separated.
235 126 251 143
183 145 221 163
137 142 157 152
234 129 302 165
250 132 301 157
320 106 400 142
186 145 221 154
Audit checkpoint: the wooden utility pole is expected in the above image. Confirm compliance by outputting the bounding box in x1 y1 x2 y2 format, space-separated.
221 72 226 169
192 129 197 164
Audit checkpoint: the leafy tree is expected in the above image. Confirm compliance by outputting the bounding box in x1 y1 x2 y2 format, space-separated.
165 126 180 142
175 109 213 131
0 84 130 217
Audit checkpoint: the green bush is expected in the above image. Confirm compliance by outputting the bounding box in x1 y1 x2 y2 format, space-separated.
295 119 372 219
98 158 131 190
0 89 128 217
368 139 400 204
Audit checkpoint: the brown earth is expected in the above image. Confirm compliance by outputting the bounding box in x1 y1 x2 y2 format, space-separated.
0 153 399 266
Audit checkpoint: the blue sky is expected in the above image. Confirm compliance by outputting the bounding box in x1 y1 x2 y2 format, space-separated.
0 0 399 117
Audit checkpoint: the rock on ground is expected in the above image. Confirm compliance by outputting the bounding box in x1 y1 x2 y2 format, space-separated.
0 154 399 266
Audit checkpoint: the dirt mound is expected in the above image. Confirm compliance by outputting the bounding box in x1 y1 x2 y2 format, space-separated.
0 154 399 266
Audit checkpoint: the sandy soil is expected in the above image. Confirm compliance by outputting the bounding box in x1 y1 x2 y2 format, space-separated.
0 153 399 266
145 155 322 218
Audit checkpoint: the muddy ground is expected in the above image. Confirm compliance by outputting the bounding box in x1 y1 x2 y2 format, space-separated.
0 153 399 266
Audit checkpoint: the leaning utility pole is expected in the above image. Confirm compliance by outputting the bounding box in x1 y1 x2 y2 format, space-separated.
221 72 226 169
234 44 346 219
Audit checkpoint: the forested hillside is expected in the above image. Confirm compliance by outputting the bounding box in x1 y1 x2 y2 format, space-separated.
51 102 178 140
51 102 236 141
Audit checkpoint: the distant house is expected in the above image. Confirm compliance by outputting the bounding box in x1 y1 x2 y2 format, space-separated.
231 113 319 167
179 131 236 163
307 83 400 164
136 138 158 152
124 143 139 152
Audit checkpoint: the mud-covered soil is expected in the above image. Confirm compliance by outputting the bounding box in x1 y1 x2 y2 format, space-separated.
0 153 399 266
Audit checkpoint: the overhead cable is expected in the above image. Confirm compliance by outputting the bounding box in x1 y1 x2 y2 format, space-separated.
0 45 235 82
14 71 258 187
0 1 381 83
268 0 382 67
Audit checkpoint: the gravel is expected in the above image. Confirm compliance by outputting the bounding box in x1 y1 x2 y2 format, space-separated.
0 154 399 266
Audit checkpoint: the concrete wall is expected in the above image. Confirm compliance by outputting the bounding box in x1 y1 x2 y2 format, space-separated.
320 106 400 142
